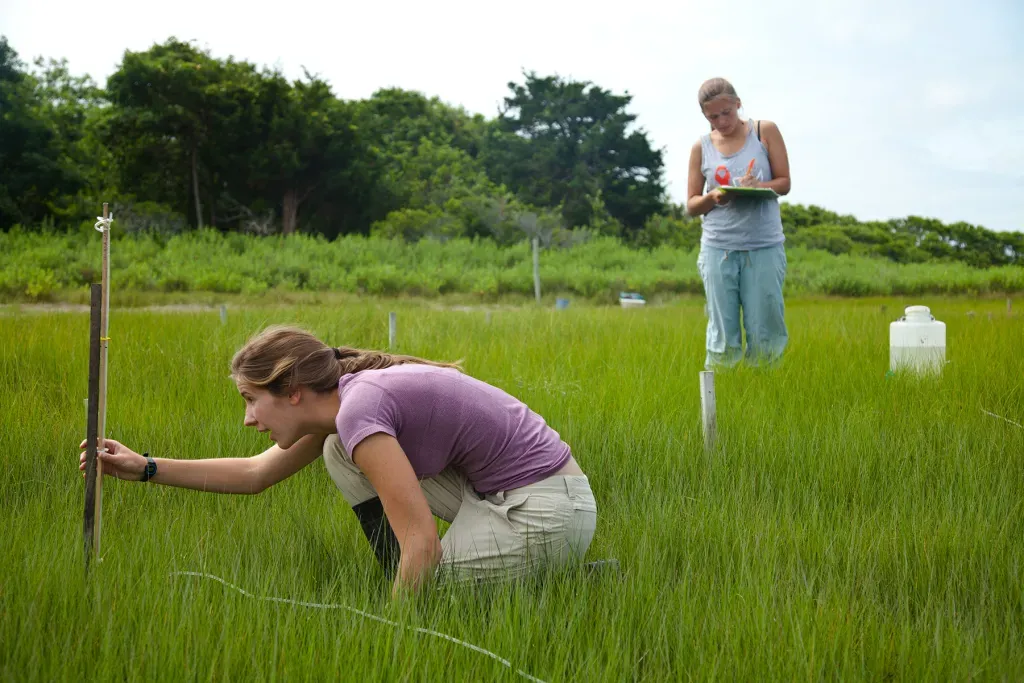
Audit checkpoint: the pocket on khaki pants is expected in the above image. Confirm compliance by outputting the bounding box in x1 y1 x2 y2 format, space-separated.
437 476 598 584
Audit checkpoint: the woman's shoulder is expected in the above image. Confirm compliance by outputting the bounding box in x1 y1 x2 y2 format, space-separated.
337 371 387 403
338 367 399 397
753 119 781 136
339 364 459 396
691 134 713 161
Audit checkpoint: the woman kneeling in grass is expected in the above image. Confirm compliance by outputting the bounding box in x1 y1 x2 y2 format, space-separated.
78 325 597 596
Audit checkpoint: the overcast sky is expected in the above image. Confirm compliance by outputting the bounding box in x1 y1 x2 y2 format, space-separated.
3 0 1021 232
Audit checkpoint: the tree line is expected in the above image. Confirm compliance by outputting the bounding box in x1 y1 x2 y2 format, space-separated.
1 35 1021 268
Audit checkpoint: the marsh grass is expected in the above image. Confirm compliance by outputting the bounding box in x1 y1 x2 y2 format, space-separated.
1 296 1021 681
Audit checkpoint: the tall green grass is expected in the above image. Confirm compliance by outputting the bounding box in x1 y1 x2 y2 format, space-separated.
2 227 1022 303
1 296 1022 681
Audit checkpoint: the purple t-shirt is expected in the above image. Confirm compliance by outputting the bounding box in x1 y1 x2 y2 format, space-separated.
333 364 571 495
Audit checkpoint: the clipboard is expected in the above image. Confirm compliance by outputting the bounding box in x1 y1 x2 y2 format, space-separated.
719 186 778 199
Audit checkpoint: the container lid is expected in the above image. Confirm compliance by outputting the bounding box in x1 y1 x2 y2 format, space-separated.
905 305 931 315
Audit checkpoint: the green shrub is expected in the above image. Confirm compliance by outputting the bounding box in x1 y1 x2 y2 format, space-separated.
1 228 1021 302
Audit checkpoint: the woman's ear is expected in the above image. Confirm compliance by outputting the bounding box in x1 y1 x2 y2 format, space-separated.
289 389 302 406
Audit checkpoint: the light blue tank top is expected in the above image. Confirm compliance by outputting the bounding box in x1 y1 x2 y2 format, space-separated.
699 121 784 250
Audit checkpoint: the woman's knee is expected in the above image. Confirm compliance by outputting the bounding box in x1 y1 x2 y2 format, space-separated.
322 434 377 505
563 478 598 560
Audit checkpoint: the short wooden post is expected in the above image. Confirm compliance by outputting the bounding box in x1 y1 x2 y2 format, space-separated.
388 311 397 349
700 370 717 453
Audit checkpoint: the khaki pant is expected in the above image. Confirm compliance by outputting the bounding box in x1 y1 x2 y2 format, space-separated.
322 435 598 584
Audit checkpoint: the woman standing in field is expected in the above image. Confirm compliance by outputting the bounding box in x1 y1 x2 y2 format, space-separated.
686 77 792 368
78 325 597 597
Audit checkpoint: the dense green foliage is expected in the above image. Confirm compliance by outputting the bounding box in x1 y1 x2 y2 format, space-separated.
2 226 1022 302
2 34 1021 275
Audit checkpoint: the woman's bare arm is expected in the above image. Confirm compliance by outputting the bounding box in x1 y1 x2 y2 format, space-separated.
79 433 328 494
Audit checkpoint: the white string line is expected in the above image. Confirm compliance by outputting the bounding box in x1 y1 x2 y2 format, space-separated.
171 571 547 683
981 409 1023 430
94 215 113 232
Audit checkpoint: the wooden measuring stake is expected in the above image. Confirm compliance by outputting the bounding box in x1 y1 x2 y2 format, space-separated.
700 370 717 453
96 202 111 556
83 284 102 569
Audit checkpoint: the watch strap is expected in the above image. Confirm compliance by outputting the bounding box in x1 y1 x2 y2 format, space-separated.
140 453 157 482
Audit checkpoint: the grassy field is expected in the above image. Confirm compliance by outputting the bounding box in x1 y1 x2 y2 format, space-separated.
2 295 1022 681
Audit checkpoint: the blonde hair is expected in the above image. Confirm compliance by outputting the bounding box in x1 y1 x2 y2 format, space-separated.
698 77 739 108
230 324 462 396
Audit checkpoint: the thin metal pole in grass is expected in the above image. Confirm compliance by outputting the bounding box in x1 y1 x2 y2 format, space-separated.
700 370 717 453
532 236 541 304
389 311 397 349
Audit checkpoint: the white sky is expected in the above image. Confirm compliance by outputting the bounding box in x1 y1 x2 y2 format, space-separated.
3 0 1022 232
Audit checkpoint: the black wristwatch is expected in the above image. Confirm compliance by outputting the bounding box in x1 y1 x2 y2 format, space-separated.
140 453 157 482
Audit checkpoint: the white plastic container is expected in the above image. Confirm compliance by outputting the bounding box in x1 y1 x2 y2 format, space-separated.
619 291 646 308
889 305 946 374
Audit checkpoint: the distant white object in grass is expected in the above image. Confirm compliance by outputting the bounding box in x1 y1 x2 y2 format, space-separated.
219 305 227 325
619 292 645 308
389 311 396 349
890 305 946 375
700 370 716 453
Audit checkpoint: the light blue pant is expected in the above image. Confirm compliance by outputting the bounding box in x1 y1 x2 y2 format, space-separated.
696 243 788 368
